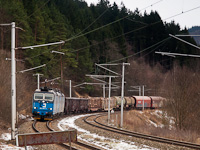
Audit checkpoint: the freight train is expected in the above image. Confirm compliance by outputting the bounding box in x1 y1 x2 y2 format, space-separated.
32 87 165 120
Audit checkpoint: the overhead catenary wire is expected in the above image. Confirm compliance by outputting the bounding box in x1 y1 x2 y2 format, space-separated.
108 37 171 63
68 4 200 72
66 0 164 43
2 0 51 34
68 4 200 55
165 5 200 21
14 1 200 77
64 0 165 43
17 0 51 26
142 38 170 58
65 16 130 42
72 9 109 39
64 1 200 43
139 0 163 12
13 3 111 59
4 1 199 57
7 1 200 74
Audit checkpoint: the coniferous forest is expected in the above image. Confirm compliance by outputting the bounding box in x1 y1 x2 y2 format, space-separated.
0 0 198 80
1 0 200 133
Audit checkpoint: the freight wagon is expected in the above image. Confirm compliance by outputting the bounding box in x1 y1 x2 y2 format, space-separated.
88 97 102 111
132 96 152 108
65 97 88 114
102 97 117 111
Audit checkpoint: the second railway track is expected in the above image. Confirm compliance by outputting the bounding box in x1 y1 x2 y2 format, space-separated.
84 114 200 150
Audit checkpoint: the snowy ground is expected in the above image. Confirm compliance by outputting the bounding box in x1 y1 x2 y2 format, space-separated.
0 114 33 150
58 114 159 150
0 132 33 150
149 110 175 130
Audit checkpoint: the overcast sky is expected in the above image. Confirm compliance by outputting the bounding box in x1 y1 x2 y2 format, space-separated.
84 0 200 29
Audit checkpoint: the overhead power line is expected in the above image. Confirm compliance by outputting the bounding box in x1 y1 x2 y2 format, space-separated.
68 4 200 56
73 9 108 38
139 0 163 12
108 37 171 63
65 3 200 44
18 0 51 26
165 5 200 21
65 16 129 42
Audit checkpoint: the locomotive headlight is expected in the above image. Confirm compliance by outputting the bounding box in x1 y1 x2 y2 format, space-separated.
50 108 52 110
34 107 36 109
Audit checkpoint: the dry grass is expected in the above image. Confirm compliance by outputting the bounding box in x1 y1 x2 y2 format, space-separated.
110 109 200 144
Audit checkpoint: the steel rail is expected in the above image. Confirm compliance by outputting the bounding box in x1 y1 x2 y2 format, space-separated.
84 114 200 149
32 120 39 132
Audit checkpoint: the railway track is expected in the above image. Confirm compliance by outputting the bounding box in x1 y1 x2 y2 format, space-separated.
32 119 103 150
84 114 200 149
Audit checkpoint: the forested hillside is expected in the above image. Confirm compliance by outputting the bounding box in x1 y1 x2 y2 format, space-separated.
0 0 198 81
1 0 200 134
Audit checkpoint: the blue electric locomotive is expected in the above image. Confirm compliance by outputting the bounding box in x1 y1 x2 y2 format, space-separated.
32 87 65 120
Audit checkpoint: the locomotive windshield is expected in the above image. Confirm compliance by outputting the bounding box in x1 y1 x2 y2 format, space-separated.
44 93 54 101
34 93 54 101
34 93 43 100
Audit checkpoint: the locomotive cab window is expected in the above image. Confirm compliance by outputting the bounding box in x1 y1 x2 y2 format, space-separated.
34 93 43 100
45 94 54 101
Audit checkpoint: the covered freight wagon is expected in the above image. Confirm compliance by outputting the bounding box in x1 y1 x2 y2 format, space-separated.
132 96 152 108
150 96 165 108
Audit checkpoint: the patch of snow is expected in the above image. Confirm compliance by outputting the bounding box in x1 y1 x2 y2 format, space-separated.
150 110 163 119
0 133 11 141
0 133 34 150
149 110 175 130
19 114 27 120
27 117 34 121
148 120 158 127
154 110 163 115
0 143 33 150
58 114 159 150
169 117 175 125
138 111 144 114
18 114 34 121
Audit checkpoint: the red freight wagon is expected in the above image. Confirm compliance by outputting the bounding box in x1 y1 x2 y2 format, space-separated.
132 96 152 108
